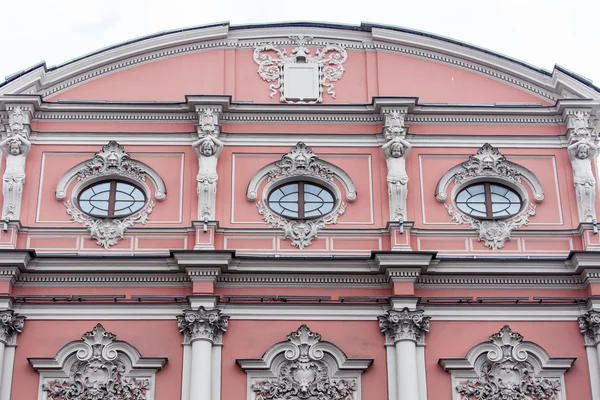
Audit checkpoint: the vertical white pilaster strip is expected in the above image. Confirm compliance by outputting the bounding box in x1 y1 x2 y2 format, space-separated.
385 345 397 400
211 345 222 400
416 344 428 400
190 339 213 400
0 342 5 393
586 346 600 400
0 345 15 400
180 344 192 400
395 340 419 400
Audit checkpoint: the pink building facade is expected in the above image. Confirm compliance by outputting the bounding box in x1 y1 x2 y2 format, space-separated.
0 22 599 400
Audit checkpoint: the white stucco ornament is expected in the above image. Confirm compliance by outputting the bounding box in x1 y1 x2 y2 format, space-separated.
30 324 166 400
253 36 348 103
440 325 574 400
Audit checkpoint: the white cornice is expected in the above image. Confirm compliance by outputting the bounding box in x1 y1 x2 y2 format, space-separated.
215 273 390 288
1 24 598 103
15 272 191 287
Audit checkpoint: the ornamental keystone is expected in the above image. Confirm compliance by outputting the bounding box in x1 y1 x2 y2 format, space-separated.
177 306 230 344
579 311 600 345
378 308 430 344
0 309 25 344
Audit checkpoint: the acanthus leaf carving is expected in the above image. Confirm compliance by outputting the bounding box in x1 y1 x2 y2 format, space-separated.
378 308 430 344
446 203 536 250
77 141 147 183
578 310 600 345
6 106 29 138
177 306 230 344
455 326 562 400
257 201 346 250
41 324 151 400
66 200 154 249
454 143 521 184
250 325 357 400
253 36 348 104
0 309 25 344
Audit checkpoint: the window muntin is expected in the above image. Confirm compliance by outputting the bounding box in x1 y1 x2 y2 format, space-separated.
78 180 146 218
456 183 522 219
267 182 335 219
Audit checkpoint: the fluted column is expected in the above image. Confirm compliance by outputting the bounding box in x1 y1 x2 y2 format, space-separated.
579 311 600 399
178 306 229 400
0 310 25 400
379 308 430 400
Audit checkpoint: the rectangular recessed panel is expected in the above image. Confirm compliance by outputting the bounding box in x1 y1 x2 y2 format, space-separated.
283 63 319 100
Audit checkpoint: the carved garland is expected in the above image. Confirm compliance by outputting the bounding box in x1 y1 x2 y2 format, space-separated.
61 141 162 249
252 142 354 249
436 143 544 250
253 36 348 104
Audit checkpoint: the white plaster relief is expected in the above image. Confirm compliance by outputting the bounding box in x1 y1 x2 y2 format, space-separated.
29 323 167 400
253 36 348 103
0 309 24 345
248 142 356 249
381 109 412 221
1 107 31 220
439 325 575 400
192 108 224 220
436 144 544 250
237 324 372 400
177 306 229 344
566 111 599 223
378 308 430 344
57 141 166 249
579 310 600 345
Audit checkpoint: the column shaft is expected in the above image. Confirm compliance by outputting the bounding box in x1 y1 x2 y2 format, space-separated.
190 339 213 400
395 340 419 400
0 342 5 389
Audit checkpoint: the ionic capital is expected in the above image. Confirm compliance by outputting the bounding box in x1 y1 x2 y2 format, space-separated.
177 306 229 344
378 307 430 344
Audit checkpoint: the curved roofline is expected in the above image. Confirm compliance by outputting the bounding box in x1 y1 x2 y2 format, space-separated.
1 21 598 96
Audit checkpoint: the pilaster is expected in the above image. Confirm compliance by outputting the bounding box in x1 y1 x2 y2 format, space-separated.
0 309 25 400
579 311 600 399
178 306 229 400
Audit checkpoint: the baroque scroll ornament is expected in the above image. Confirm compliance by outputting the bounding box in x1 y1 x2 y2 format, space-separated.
251 325 356 400
253 36 348 103
267 142 335 182
257 202 346 250
41 324 150 400
446 203 536 250
456 326 561 400
66 201 154 249
76 141 147 183
454 143 521 184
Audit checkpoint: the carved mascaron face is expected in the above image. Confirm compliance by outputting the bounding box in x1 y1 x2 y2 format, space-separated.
481 156 494 170
106 152 119 167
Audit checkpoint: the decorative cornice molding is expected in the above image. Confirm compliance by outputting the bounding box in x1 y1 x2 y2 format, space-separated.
0 309 25 345
215 273 390 287
578 310 600 345
177 306 229 344
378 307 430 344
15 273 191 287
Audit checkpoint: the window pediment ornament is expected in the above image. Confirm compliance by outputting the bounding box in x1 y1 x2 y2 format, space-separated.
29 323 167 400
247 142 356 249
55 141 167 249
253 36 348 104
237 324 372 400
439 325 574 400
435 143 544 250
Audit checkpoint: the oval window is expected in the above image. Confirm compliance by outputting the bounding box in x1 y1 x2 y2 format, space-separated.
78 180 146 218
267 182 336 219
456 183 522 219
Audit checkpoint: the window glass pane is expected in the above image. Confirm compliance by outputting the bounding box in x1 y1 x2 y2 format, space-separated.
466 184 485 195
304 193 321 203
466 193 486 203
92 182 111 193
280 192 298 202
268 182 336 219
78 181 146 218
490 185 508 195
304 184 322 195
456 183 521 220
280 184 298 195
490 193 510 203
90 190 110 201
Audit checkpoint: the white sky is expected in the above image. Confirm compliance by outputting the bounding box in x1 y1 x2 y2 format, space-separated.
1 0 599 88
